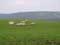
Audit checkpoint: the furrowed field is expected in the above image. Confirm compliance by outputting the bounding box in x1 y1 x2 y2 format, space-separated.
0 19 60 45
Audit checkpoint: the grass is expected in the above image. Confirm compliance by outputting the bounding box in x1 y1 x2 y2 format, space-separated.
0 19 60 45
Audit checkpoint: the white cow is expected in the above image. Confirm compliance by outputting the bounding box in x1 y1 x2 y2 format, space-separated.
21 19 28 23
8 21 14 25
31 22 36 25
16 23 26 26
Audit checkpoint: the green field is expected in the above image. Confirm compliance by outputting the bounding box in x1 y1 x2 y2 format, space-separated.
0 19 60 45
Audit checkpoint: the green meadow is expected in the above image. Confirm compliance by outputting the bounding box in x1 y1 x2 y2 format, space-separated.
0 19 60 45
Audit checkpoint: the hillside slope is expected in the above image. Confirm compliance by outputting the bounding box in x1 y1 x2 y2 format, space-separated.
0 11 60 20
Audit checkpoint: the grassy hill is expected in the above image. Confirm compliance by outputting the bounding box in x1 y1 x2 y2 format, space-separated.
0 19 60 45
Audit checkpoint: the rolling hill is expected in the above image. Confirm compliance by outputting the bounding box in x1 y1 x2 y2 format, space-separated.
0 11 60 20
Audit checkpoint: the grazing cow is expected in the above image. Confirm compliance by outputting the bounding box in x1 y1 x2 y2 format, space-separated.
31 22 36 25
16 23 26 26
8 21 14 25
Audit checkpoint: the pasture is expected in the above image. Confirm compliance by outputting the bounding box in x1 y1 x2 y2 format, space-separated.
0 19 60 45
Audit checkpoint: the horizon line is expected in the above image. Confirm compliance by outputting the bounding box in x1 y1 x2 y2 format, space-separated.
0 11 60 14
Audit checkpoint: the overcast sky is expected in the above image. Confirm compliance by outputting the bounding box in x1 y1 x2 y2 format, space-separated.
0 0 59 13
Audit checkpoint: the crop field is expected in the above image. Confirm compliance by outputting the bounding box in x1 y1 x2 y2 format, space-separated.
0 19 60 45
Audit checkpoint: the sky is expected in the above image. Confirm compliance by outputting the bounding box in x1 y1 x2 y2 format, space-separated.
0 0 60 13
